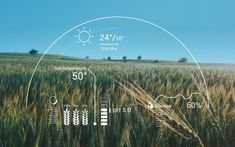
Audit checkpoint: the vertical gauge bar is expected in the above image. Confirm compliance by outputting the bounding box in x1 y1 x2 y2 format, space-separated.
156 115 163 128
48 106 58 125
156 118 161 128
87 69 97 126
48 96 58 125
100 98 108 126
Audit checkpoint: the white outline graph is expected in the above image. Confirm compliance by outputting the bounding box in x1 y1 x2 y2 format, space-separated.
154 92 201 101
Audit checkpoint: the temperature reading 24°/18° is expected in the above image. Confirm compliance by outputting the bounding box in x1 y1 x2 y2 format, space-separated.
100 34 124 42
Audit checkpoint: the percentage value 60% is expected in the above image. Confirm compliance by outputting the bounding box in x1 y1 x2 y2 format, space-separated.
186 102 202 109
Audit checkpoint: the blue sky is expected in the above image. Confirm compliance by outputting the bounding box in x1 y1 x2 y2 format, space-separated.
0 0 234 63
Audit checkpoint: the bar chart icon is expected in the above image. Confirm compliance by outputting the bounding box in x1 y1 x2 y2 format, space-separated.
100 99 108 126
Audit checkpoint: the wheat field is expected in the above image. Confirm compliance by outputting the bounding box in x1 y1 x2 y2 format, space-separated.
0 53 235 147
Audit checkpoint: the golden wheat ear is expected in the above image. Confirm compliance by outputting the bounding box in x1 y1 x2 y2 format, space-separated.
117 81 204 147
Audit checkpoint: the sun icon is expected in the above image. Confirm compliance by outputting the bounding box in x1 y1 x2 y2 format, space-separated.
75 26 94 46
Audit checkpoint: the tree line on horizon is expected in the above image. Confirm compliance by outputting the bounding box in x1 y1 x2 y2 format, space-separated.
28 49 187 63
102 55 187 63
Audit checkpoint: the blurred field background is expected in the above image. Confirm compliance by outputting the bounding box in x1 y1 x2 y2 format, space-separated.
0 53 235 147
